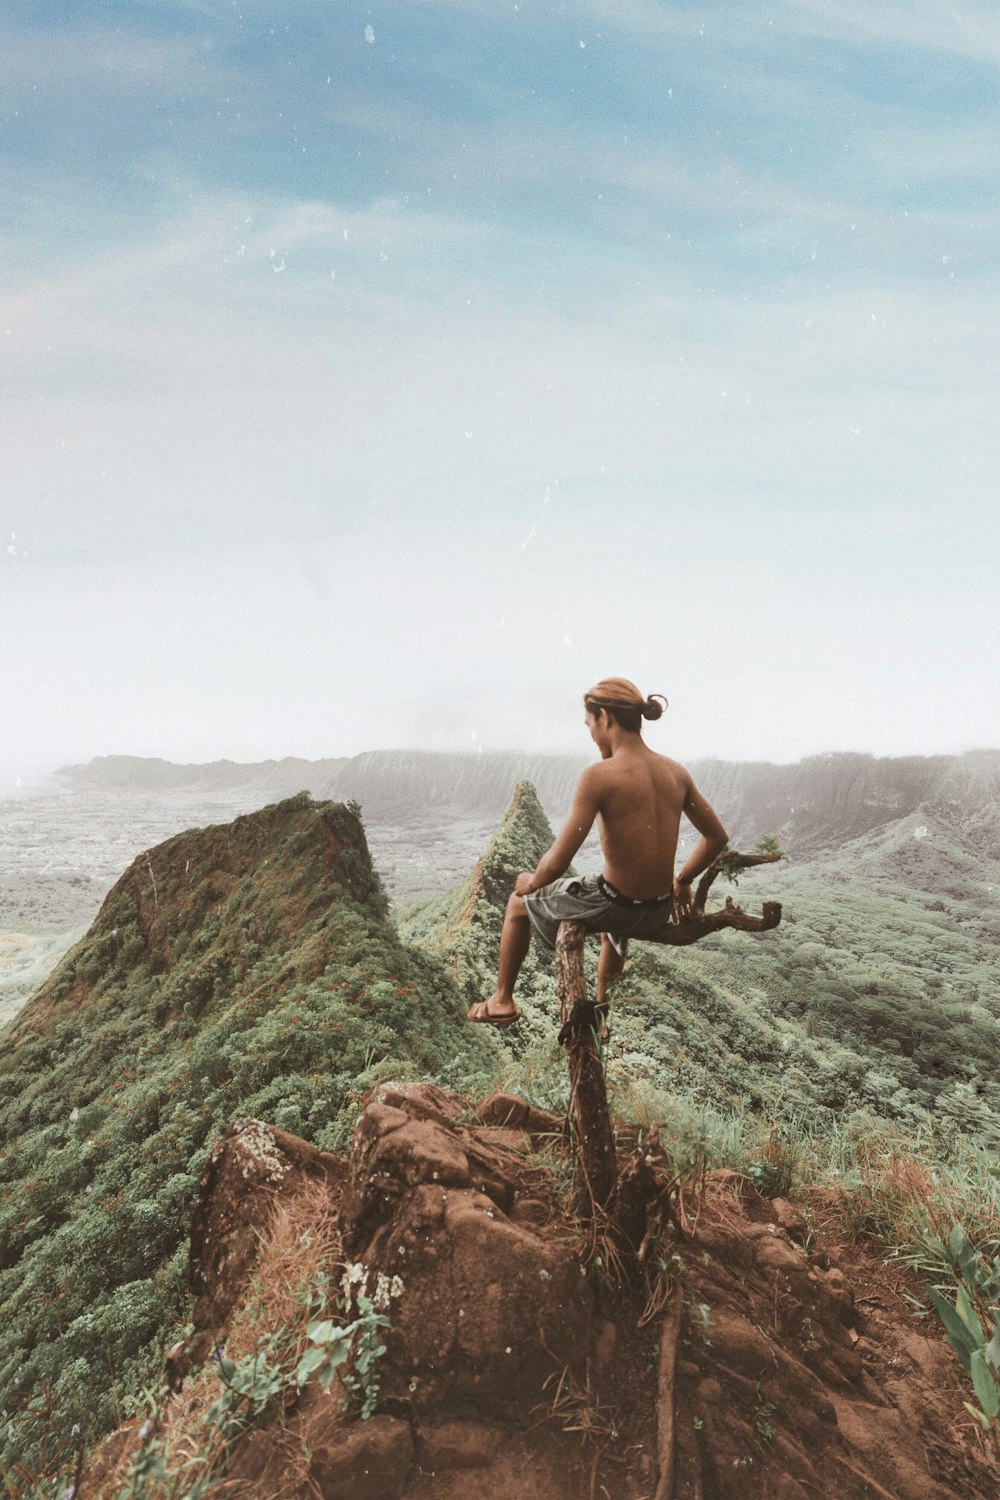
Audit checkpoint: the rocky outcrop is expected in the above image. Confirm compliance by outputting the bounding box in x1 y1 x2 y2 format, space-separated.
341 1083 591 1419
181 1118 345 1373
89 1084 999 1500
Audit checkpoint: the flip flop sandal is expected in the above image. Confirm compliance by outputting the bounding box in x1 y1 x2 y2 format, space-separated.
467 1001 521 1026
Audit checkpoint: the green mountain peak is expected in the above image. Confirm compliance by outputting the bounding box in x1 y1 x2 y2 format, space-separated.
448 779 556 941
12 792 388 1042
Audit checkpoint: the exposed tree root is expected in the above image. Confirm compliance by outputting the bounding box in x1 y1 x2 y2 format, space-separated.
831 1454 904 1499
653 1284 684 1500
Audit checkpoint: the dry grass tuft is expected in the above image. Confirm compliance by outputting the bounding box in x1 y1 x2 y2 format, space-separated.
227 1177 343 1357
840 1140 963 1246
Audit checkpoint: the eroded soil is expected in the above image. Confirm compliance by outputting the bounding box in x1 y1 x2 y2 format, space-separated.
85 1085 999 1500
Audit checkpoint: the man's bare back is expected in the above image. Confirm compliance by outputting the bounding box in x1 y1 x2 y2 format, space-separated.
588 745 691 900
466 679 729 1025
526 705 728 909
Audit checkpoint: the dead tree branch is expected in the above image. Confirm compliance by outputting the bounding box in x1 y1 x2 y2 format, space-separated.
667 849 783 946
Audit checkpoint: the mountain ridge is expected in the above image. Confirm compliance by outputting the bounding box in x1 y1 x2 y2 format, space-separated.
56 747 1000 857
0 793 498 1473
3 784 998 1488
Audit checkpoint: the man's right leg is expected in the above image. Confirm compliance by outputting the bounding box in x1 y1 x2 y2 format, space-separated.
468 891 530 1021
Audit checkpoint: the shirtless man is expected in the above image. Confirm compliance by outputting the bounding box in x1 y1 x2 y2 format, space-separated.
467 677 729 1025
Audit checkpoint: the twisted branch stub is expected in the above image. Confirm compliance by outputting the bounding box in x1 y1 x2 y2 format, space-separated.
668 849 782 945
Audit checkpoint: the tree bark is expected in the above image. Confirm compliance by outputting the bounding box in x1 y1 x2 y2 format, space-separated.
554 920 618 1213
651 897 782 946
663 849 783 945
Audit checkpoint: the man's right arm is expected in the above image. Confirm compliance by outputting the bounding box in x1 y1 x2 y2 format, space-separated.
674 777 728 916
515 766 602 895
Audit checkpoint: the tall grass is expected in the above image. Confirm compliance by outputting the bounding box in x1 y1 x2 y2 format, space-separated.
495 1047 1000 1281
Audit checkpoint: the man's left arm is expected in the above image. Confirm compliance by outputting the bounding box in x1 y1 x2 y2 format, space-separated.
514 767 602 895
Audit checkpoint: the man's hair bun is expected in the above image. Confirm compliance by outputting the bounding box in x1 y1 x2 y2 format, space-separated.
583 678 667 733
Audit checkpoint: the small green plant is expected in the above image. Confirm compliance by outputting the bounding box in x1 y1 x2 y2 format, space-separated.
716 835 786 887
540 1363 622 1448
296 1261 402 1419
120 1425 168 1499
923 1223 1000 1447
637 1246 685 1328
745 1122 802 1199
118 1408 227 1500
112 1261 403 1499
751 1381 777 1452
204 1344 286 1442
689 1300 712 1348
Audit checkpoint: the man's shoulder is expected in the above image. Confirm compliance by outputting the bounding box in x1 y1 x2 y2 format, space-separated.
648 750 692 784
575 760 607 790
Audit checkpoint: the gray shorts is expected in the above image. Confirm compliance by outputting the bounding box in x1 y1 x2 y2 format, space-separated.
521 874 675 959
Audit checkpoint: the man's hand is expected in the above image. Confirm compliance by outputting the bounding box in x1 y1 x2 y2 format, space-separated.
514 872 536 896
673 875 694 920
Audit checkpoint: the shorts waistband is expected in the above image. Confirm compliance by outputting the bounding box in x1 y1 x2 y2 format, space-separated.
598 874 673 908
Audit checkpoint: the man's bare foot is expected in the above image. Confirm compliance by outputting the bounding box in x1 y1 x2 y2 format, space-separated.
467 995 521 1026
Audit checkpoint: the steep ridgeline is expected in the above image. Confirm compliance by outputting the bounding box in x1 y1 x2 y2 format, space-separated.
398 781 567 1054
7 789 999 1494
426 779 556 951
399 781 807 1113
0 795 496 1473
57 747 1000 858
693 747 1000 859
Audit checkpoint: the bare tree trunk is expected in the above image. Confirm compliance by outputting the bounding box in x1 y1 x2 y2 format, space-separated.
554 920 618 1212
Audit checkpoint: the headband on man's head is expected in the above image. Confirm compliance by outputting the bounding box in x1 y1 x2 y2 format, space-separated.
586 693 669 718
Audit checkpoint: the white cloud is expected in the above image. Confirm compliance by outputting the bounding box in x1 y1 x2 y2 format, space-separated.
578 0 1000 64
2 187 995 582
2 2 996 770
0 23 222 89
780 0 1000 65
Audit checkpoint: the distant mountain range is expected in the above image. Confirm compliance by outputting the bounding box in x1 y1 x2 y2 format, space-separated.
58 748 1000 858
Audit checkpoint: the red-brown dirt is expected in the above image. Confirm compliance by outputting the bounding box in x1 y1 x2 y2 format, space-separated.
84 1084 999 1499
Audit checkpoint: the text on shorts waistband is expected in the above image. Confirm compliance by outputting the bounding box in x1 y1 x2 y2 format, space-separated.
598 874 673 908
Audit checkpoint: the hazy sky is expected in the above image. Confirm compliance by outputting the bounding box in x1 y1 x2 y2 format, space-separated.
2 0 997 778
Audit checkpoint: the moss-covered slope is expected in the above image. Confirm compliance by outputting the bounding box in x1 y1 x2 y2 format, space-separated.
0 793 493 1466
